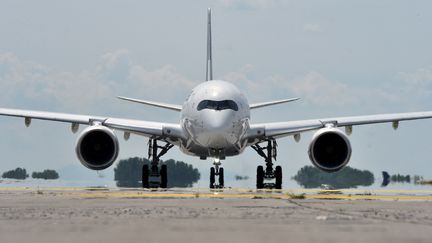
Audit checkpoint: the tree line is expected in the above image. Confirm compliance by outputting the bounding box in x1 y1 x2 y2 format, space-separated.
1 168 59 180
382 171 424 186
2 161 424 189
114 157 200 188
292 165 375 189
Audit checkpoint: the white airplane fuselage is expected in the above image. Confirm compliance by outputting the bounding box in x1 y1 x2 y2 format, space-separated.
179 80 251 159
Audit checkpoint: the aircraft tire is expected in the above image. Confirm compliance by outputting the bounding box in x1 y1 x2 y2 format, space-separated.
256 165 264 189
142 164 149 188
219 168 224 188
210 167 215 188
275 165 282 189
160 164 168 188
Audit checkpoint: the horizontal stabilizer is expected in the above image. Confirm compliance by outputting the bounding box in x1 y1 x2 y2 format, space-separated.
249 98 300 109
117 96 182 112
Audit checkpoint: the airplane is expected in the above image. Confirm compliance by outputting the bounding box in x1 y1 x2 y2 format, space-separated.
2 8 432 189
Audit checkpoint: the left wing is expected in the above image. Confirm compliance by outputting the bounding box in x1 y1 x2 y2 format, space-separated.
0 108 184 139
248 111 432 139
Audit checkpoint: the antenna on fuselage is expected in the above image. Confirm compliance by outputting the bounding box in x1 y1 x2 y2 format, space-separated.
206 8 213 81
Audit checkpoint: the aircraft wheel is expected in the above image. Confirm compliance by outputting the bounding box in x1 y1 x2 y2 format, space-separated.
160 164 168 188
142 164 149 188
256 165 264 189
210 167 215 189
219 168 224 188
275 165 282 189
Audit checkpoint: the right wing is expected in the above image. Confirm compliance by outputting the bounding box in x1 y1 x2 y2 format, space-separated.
0 108 185 140
248 111 432 139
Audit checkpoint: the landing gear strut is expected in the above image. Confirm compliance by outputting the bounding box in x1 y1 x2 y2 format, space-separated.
210 158 224 189
142 139 173 188
251 139 282 189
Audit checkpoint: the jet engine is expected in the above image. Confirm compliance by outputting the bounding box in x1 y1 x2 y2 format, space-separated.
308 127 352 172
75 125 119 170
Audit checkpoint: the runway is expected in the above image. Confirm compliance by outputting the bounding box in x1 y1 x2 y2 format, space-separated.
1 187 432 243
2 187 432 201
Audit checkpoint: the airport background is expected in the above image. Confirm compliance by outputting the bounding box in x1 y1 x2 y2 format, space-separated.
1 0 432 187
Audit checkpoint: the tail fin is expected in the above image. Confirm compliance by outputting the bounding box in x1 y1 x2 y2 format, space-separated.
206 8 213 81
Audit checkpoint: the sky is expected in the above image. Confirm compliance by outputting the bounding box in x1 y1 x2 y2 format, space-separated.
1 0 432 186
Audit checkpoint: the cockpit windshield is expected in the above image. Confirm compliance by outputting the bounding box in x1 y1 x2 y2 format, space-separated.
197 100 239 111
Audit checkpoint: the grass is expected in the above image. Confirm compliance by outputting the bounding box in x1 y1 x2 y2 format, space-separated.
286 192 306 199
416 180 432 185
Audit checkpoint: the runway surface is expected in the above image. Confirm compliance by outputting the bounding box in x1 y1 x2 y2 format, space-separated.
1 187 432 243
2 186 432 200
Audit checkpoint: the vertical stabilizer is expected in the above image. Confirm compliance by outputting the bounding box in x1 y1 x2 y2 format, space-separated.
206 8 213 81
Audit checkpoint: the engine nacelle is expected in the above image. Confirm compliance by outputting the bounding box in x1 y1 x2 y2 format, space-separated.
75 125 119 170
308 127 352 172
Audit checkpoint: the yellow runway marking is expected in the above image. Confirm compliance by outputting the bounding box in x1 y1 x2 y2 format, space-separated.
67 191 432 201
2 187 432 201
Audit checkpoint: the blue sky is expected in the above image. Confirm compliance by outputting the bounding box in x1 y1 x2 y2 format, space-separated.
1 0 432 185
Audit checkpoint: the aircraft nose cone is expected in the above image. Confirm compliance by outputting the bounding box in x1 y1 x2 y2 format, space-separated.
195 110 236 148
207 112 231 130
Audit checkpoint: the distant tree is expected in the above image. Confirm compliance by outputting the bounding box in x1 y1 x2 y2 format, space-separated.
2 168 29 180
389 173 412 183
32 170 59 180
114 157 144 187
235 175 249 180
114 157 200 188
413 175 424 183
292 166 374 189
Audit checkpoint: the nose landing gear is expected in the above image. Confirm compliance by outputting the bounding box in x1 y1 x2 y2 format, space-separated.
252 139 282 189
210 158 224 189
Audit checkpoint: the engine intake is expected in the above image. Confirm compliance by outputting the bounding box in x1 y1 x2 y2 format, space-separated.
75 125 119 170
308 127 352 172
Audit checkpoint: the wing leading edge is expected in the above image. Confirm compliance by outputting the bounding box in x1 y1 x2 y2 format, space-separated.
249 111 432 139
0 107 184 140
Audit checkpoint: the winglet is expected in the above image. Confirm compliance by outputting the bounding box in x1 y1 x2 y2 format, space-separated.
206 8 213 81
249 98 300 109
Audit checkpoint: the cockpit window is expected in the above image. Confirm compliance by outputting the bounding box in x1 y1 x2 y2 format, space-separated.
197 100 238 111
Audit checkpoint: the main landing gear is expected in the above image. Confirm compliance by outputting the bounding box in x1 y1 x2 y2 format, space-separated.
142 139 173 188
210 158 224 189
251 139 282 189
